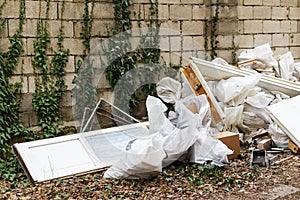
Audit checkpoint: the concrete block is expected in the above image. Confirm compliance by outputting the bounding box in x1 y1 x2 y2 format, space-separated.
26 1 57 19
65 73 76 91
290 47 300 59
16 57 34 75
219 6 237 19
272 7 288 19
263 0 281 6
8 19 19 37
0 38 10 52
129 4 144 20
23 19 38 37
65 56 75 73
263 20 280 33
218 35 234 49
170 5 192 20
238 35 254 48
160 36 170 51
48 21 73 38
192 5 206 20
237 6 253 19
219 21 239 34
2 1 20 18
291 33 300 46
244 20 263 33
280 0 298 7
180 0 204 4
280 21 293 33
63 38 85 55
158 4 169 20
244 0 263 5
160 52 170 66
289 8 300 19
60 106 74 121
182 36 195 51
272 34 290 47
160 21 181 35
157 0 181 3
93 3 114 19
91 20 114 36
61 2 85 20
9 75 28 93
291 21 297 33
254 34 272 46
192 36 205 51
26 38 35 55
20 93 34 112
253 6 271 19
182 21 203 35
28 76 36 93
170 52 181 66
170 36 182 52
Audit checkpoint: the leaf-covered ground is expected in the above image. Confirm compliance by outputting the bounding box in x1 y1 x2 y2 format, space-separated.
1 148 300 199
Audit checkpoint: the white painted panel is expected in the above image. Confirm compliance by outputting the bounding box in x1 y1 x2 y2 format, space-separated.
190 57 300 97
13 122 149 183
266 95 300 147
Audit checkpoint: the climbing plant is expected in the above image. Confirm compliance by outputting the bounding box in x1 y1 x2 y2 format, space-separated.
72 0 96 121
0 0 35 182
106 0 167 116
204 1 220 60
32 0 69 138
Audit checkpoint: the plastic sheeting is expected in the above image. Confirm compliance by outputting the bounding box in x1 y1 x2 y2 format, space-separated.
104 78 232 179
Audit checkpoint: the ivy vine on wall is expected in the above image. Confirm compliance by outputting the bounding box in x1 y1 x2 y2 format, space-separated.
32 0 69 138
106 0 166 117
204 1 220 60
72 0 96 121
0 0 36 182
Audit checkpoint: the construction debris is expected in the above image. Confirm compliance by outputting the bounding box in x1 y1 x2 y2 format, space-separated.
12 43 300 182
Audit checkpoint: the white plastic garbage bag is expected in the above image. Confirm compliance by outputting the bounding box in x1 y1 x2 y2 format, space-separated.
268 123 289 148
104 93 233 179
189 133 233 166
279 51 294 80
103 133 166 179
207 74 261 106
156 77 181 104
238 43 279 74
224 105 244 133
245 87 274 108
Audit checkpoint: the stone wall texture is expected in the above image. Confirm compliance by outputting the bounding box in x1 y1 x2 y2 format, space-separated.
1 0 299 128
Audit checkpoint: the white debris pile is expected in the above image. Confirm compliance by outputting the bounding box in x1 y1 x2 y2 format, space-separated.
206 72 290 147
238 43 300 82
104 78 232 179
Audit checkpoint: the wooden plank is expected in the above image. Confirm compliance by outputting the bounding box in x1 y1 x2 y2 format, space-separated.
181 65 225 126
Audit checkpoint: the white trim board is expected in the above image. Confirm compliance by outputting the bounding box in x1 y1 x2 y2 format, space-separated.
190 57 300 97
13 122 149 183
265 95 300 147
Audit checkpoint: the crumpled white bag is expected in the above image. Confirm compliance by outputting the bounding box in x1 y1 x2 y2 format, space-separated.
207 74 261 106
104 92 232 179
268 123 289 148
156 77 181 104
238 43 279 75
224 105 244 132
279 51 294 80
245 87 274 108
